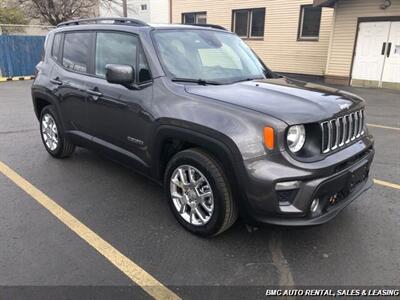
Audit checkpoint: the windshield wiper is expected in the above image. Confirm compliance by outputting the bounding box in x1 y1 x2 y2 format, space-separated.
230 77 265 84
171 78 222 86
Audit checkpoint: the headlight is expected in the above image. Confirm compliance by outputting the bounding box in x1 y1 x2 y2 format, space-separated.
287 125 306 153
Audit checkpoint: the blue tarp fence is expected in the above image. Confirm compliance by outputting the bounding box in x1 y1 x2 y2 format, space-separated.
0 35 45 77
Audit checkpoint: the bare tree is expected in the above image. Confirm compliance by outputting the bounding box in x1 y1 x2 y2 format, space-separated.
0 0 28 33
13 0 97 25
99 0 137 18
14 0 137 26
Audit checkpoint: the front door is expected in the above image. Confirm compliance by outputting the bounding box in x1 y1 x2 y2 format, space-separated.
352 21 400 88
86 31 153 168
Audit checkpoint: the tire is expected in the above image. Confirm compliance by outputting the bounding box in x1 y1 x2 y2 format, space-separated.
164 148 238 237
39 105 75 158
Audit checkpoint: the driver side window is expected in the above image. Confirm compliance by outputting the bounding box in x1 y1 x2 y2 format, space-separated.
95 32 137 78
95 31 151 83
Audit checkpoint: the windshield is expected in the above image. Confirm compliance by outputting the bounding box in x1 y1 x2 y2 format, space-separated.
152 29 271 84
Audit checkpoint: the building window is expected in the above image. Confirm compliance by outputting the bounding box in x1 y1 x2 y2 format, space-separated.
298 5 322 40
182 12 207 25
232 8 265 39
141 4 147 11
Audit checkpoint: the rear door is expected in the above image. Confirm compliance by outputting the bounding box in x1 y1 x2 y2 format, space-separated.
51 31 94 132
85 31 153 166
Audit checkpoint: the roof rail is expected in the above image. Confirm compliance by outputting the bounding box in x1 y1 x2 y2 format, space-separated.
189 24 227 31
57 17 149 28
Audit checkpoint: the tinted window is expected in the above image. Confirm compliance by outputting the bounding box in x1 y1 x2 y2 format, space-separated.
233 8 265 38
299 5 322 39
138 48 151 83
95 32 138 78
51 33 62 61
62 32 91 73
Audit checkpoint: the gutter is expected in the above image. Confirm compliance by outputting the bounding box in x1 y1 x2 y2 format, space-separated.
313 0 337 7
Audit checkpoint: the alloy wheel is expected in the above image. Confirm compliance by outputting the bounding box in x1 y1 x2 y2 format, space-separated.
41 113 59 151
170 165 214 226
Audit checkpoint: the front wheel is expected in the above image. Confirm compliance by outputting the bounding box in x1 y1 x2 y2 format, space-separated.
164 148 238 237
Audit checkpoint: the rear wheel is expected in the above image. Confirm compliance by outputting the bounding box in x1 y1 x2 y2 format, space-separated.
164 148 238 237
40 106 75 158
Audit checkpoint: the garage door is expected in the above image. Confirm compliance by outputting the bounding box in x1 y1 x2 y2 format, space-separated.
352 21 400 89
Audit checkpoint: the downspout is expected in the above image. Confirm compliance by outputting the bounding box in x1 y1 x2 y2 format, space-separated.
325 3 336 81
169 0 173 24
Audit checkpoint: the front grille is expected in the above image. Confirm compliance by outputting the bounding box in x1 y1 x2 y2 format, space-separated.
321 110 365 153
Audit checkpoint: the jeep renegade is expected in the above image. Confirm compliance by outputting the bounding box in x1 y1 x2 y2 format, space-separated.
32 18 374 236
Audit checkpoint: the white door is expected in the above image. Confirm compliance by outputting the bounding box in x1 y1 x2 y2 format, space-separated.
352 22 391 83
381 22 400 84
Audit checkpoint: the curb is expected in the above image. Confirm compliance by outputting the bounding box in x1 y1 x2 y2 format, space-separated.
0 76 35 82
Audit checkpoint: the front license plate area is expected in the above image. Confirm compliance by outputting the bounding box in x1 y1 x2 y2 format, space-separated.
348 159 369 191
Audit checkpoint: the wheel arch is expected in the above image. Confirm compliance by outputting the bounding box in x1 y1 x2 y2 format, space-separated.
32 90 59 120
152 124 248 206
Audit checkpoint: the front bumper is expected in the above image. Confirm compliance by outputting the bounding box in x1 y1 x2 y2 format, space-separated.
254 177 373 226
239 138 374 226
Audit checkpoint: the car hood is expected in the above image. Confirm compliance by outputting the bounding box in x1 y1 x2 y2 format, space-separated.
184 77 365 125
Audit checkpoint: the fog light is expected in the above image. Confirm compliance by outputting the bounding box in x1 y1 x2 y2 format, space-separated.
310 198 319 213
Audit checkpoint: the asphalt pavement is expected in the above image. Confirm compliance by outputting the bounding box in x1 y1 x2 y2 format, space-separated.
0 80 399 299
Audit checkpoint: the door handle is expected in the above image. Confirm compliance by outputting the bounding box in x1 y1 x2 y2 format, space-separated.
50 77 62 85
86 88 103 101
381 42 387 55
86 89 103 97
386 42 392 57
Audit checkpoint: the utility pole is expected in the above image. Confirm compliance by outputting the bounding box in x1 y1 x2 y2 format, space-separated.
122 0 128 17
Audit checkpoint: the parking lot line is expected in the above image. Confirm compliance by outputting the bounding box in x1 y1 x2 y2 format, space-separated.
367 123 400 131
374 179 400 190
0 161 180 300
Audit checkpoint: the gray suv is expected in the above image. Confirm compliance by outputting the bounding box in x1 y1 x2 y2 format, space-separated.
32 18 374 236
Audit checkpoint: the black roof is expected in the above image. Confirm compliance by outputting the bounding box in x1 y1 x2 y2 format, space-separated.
57 17 148 28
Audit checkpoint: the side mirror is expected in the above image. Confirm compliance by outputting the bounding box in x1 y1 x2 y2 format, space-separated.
105 64 135 85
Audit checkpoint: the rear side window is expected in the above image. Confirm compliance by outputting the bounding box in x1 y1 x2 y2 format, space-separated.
62 32 92 73
95 32 138 78
51 33 62 61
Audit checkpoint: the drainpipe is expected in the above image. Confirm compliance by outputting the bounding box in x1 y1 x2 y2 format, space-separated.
169 0 173 24
122 0 128 17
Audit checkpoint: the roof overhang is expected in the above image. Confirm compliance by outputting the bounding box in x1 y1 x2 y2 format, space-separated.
313 0 338 7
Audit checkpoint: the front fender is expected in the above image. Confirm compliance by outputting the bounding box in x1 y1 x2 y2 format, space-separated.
151 122 244 180
150 123 262 218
